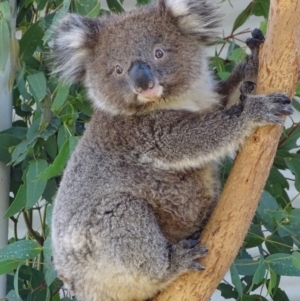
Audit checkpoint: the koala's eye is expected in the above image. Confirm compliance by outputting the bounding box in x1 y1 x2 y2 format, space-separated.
115 65 124 75
155 49 164 59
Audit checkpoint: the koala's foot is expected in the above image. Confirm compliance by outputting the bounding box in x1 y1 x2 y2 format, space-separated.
243 29 265 82
246 28 265 52
245 93 293 125
169 239 208 273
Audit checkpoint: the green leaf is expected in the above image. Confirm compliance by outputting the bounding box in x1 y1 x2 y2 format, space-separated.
235 259 259 276
26 159 48 209
291 252 300 270
289 209 300 224
272 288 290 301
251 0 270 19
256 190 278 225
217 283 238 299
284 157 300 191
0 134 21 163
45 264 57 287
230 263 243 296
267 268 277 295
265 235 293 254
231 3 252 33
43 0 71 42
52 84 70 112
265 253 300 276
37 0 48 10
136 0 151 5
6 290 23 301
0 18 10 71
265 167 289 198
39 136 79 180
217 72 230 80
277 224 300 244
46 204 53 228
242 295 268 301
10 138 37 166
19 21 44 62
265 209 287 225
259 20 268 36
73 0 101 17
0 240 42 262
5 183 26 217
244 224 264 248
280 125 300 150
228 47 246 63
43 178 57 203
106 0 124 12
213 54 225 73
292 97 300 111
0 260 20 275
252 255 266 285
27 72 47 102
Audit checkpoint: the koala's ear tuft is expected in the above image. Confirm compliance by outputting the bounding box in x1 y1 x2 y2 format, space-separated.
50 14 100 84
159 0 223 44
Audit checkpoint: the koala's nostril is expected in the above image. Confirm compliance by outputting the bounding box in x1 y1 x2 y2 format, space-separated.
136 87 143 93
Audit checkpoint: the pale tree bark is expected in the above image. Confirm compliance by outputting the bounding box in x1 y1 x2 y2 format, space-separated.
153 1 300 301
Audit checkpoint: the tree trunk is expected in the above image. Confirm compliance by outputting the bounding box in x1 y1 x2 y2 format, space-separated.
153 1 300 301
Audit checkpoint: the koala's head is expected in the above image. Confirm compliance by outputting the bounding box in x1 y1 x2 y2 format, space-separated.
51 0 221 114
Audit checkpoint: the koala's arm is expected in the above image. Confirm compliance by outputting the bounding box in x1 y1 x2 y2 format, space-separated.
130 94 292 169
215 29 265 106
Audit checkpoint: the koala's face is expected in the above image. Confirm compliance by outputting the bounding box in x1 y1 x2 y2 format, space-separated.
52 0 221 114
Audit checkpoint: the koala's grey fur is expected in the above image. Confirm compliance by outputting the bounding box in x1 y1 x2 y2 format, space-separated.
51 1 293 301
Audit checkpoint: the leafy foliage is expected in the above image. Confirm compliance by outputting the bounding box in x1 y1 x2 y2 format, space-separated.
0 0 299 300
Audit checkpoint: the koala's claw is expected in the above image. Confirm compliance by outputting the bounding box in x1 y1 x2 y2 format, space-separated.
246 29 265 50
169 239 208 273
189 261 205 271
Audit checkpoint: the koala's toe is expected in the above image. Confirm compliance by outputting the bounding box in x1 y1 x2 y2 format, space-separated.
188 261 205 271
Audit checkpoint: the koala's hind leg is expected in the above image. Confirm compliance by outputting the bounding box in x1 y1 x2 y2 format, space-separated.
74 194 207 301
216 29 265 107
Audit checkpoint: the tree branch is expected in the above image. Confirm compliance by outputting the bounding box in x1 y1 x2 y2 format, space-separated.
153 1 300 300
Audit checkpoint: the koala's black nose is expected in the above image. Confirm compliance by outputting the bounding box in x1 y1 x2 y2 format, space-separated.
129 62 155 92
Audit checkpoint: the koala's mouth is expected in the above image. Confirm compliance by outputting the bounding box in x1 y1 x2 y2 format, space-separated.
136 84 164 102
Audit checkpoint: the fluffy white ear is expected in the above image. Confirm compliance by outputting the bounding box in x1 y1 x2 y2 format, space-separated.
161 0 222 43
50 14 100 84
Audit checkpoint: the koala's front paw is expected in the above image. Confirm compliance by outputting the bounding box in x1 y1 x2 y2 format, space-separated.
245 93 293 125
170 239 208 272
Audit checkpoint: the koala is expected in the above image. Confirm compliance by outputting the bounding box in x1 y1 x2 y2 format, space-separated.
50 1 293 301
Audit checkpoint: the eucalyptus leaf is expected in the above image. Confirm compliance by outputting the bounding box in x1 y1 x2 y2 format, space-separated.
231 3 252 33
27 72 47 102
265 253 300 276
19 21 44 62
26 159 48 209
0 240 42 262
230 264 243 296
0 260 20 275
39 136 79 179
